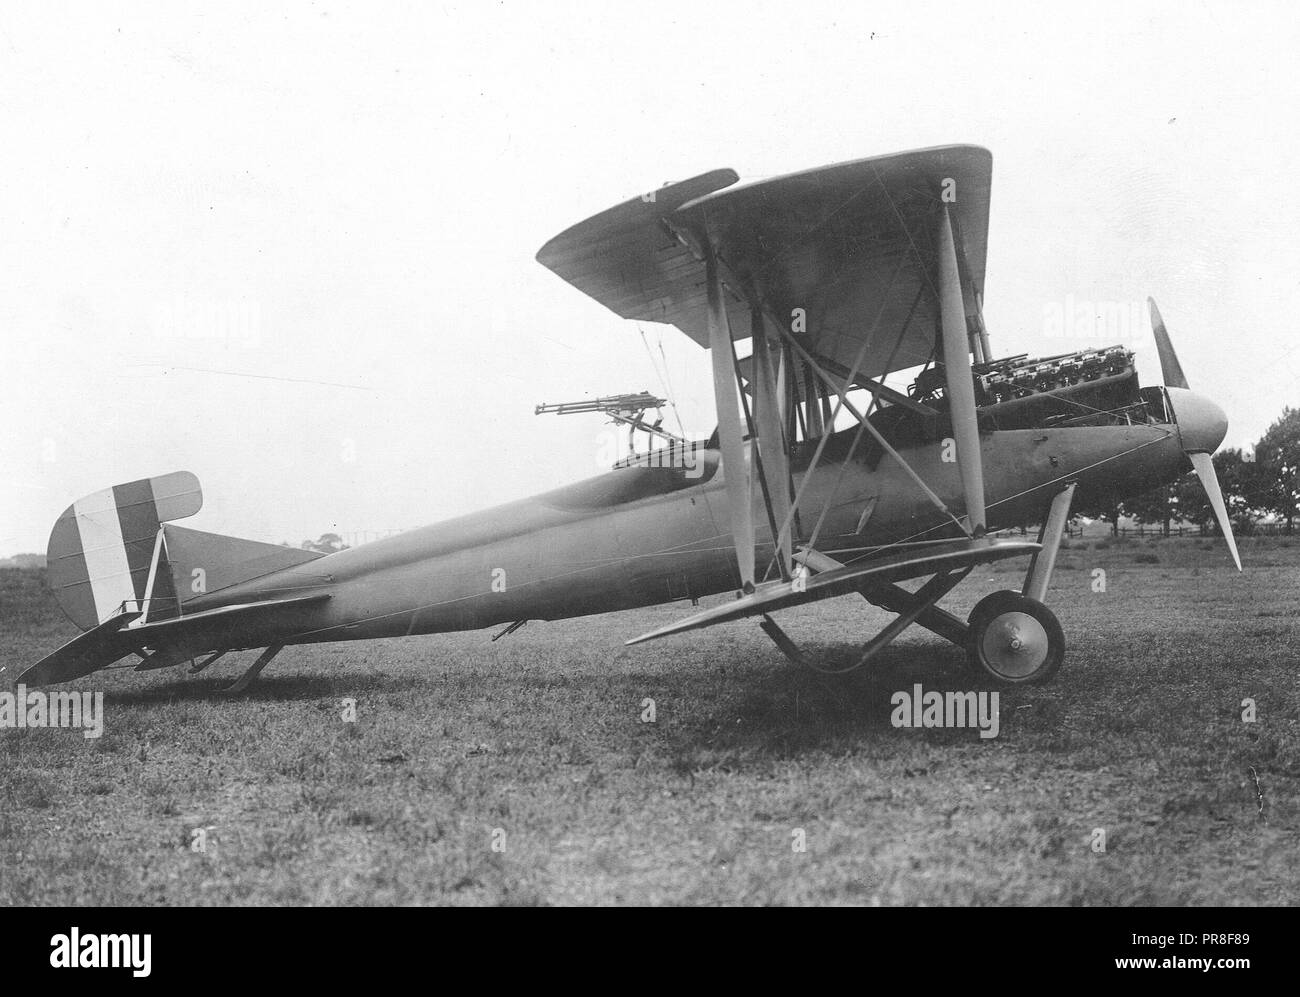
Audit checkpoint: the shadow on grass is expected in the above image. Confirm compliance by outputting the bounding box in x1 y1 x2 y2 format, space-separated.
85 627 1010 770
636 640 991 763
105 671 432 706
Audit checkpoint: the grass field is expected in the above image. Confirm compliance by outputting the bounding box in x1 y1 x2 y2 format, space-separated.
1 534 1297 906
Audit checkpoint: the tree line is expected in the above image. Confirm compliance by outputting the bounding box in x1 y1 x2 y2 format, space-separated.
1075 406 1300 536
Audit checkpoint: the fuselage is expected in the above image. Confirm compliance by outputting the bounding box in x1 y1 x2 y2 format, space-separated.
182 417 1190 651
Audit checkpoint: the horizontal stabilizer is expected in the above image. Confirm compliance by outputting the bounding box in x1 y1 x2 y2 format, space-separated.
626 537 1039 646
163 524 326 605
11 593 330 687
0 611 142 686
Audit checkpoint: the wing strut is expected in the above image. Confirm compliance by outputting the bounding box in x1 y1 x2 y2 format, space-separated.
747 259 970 572
936 203 987 535
705 248 756 592
733 338 787 582
772 327 969 536
974 290 993 364
791 274 925 561
750 307 793 580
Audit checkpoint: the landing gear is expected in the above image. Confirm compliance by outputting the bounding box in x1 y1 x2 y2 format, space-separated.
760 567 970 675
965 591 1064 685
961 480 1075 685
724 481 1080 685
222 644 284 694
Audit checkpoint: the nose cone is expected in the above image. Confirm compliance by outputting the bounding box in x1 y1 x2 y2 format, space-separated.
1165 387 1228 454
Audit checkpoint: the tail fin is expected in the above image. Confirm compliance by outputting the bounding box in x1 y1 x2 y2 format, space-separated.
46 472 326 632
47 471 203 630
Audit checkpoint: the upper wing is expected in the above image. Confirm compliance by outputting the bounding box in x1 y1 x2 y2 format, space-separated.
535 145 992 380
535 168 743 331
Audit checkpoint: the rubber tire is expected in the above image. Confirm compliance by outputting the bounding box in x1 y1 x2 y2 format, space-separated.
965 592 1065 686
967 589 1026 629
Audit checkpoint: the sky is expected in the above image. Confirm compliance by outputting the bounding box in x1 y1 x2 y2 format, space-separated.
2 0 1298 555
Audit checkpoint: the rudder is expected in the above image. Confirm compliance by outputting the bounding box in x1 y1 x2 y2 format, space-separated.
46 471 203 630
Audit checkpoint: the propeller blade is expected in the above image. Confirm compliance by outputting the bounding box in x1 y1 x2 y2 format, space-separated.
1147 297 1239 570
1189 451 1243 571
1148 296 1190 390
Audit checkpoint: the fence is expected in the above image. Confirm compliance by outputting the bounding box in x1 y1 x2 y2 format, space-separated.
1006 523 1292 539
1114 522 1292 538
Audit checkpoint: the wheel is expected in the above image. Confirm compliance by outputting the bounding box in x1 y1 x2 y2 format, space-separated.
964 592 1065 685
966 589 1025 628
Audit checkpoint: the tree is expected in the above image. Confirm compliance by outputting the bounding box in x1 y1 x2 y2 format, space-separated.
1174 449 1267 536
1172 469 1212 535
1219 450 1271 535
301 532 349 554
1072 490 1125 537
1123 480 1181 536
1255 407 1300 533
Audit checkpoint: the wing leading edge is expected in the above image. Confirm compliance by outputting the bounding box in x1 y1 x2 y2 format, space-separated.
535 144 992 381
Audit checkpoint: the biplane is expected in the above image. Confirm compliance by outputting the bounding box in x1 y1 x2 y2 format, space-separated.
8 145 1241 693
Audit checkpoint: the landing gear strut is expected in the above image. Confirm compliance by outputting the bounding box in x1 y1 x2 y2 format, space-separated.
761 482 1078 685
761 567 970 675
961 481 1075 683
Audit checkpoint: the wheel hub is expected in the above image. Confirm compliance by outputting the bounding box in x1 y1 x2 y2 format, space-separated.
980 611 1049 678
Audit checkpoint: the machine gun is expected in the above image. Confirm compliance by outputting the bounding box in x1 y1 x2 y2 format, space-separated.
534 391 688 451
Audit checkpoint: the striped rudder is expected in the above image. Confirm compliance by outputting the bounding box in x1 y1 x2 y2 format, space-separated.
46 471 203 630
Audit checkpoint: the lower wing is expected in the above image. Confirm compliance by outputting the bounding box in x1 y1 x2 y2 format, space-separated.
625 536 1039 645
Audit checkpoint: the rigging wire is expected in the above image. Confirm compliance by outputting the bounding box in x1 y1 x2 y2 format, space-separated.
637 323 691 443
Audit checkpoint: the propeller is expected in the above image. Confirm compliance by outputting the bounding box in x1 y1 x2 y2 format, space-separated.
1148 297 1188 390
1148 297 1242 571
